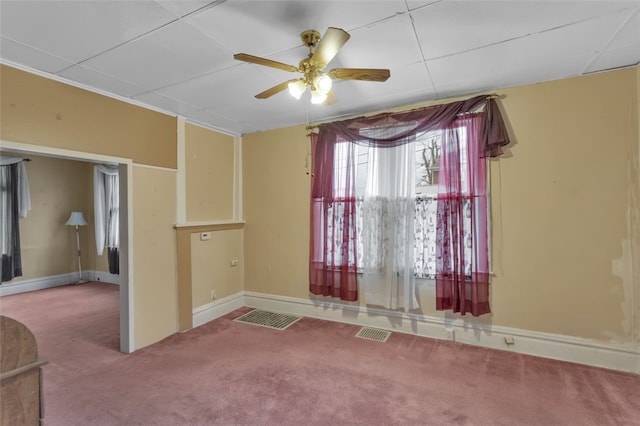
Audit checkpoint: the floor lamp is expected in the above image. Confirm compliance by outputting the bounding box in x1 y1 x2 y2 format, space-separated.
66 211 88 284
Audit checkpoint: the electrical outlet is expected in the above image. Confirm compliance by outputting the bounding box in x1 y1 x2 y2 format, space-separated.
210 290 217 300
230 259 239 267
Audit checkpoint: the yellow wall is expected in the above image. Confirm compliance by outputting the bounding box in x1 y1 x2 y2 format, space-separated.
3 61 637 352
132 165 178 348
0 65 176 169
185 123 235 221
243 126 311 299
191 229 244 308
243 67 640 346
1 65 180 349
183 123 244 312
489 68 638 342
0 154 91 281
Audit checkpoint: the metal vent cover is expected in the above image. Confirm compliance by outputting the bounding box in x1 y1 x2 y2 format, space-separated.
355 327 391 342
234 309 301 330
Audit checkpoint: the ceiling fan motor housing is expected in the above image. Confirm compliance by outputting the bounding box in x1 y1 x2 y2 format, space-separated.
301 30 321 48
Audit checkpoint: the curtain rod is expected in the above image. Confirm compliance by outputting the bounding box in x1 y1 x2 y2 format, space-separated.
305 93 501 130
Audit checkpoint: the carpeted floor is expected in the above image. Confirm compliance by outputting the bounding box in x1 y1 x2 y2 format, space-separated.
1 282 639 425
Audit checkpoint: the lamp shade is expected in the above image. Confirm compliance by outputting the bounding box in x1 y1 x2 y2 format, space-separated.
65 211 87 226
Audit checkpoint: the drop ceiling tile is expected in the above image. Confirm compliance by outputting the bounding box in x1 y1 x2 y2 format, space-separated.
411 0 637 60
211 92 304 123
0 37 74 73
607 9 640 49
187 110 242 135
82 20 233 91
406 1 441 11
0 1 176 63
59 66 146 98
433 53 595 100
155 0 215 18
132 92 201 117
185 1 409 56
586 44 640 73
157 64 279 109
337 14 423 69
427 11 630 88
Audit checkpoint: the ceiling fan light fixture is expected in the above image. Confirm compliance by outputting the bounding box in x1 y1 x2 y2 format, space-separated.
310 89 327 104
288 80 306 100
314 74 332 95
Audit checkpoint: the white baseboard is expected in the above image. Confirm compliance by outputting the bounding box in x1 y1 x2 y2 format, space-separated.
0 270 119 296
0 272 77 296
88 270 121 285
192 291 246 328
243 291 640 374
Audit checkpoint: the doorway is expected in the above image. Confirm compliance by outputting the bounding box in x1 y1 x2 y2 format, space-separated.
0 139 133 353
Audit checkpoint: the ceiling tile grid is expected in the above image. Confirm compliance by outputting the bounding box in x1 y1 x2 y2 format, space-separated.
1 0 639 136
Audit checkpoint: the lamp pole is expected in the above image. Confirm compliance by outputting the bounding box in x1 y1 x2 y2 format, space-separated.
66 211 88 284
74 223 83 283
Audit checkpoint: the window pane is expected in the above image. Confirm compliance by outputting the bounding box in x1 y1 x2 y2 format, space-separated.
415 131 441 195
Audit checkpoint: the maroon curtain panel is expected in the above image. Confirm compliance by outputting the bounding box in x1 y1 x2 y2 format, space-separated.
436 114 491 316
309 95 509 309
309 131 358 301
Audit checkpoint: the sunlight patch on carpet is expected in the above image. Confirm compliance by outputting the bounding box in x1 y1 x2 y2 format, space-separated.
356 327 391 342
234 309 302 330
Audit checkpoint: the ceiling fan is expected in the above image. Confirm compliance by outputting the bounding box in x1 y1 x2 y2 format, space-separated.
233 27 390 105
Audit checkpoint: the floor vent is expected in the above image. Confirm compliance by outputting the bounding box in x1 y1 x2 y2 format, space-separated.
234 309 301 330
355 327 391 342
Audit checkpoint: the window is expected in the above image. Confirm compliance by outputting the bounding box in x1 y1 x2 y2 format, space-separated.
310 95 509 315
331 128 475 280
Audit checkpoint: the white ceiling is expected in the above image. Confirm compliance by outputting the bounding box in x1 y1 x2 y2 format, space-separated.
1 1 639 136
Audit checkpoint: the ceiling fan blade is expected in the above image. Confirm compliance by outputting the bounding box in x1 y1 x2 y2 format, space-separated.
323 90 338 106
234 53 298 73
313 27 350 69
255 79 300 99
328 68 390 82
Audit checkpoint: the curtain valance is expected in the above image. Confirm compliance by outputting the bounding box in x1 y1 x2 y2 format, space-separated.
319 95 510 157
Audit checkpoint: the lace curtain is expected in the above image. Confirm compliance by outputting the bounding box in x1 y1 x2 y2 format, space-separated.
361 140 418 311
327 196 468 280
414 196 438 279
310 95 510 314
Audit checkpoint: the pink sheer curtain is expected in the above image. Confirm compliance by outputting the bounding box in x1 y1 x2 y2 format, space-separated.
309 95 509 306
436 114 490 316
309 130 358 301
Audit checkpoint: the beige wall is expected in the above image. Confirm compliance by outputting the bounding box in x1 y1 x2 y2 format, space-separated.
1 65 180 350
184 123 244 312
0 65 176 169
191 229 244 308
132 165 178 348
185 123 235 221
489 68 638 343
243 126 311 299
242 67 640 347
0 154 91 281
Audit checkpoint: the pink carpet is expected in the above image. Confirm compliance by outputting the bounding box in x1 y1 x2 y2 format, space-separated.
1 282 639 425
